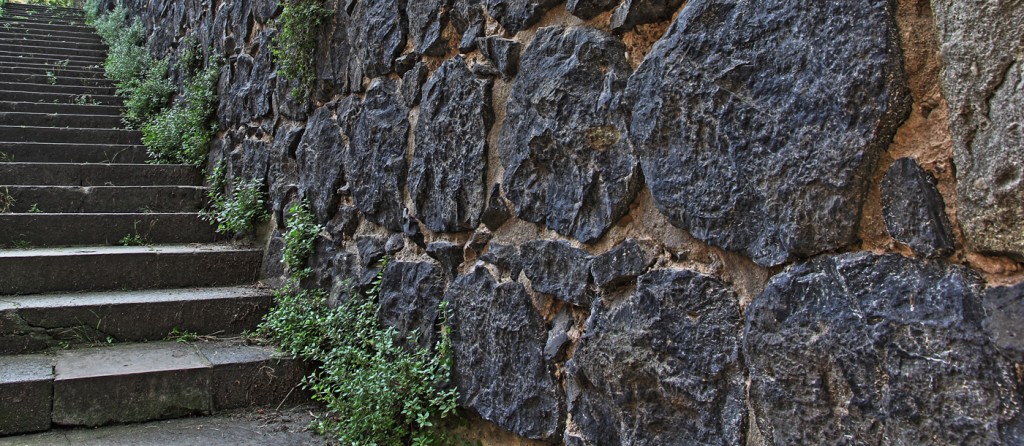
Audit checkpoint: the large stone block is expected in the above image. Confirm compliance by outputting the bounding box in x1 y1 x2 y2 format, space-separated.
484 0 559 34
565 269 745 445
446 267 564 440
881 157 955 258
627 0 910 266
745 253 1022 444
344 78 409 231
499 26 640 243
410 57 493 232
0 355 53 435
296 101 354 223
932 0 1024 259
378 261 445 350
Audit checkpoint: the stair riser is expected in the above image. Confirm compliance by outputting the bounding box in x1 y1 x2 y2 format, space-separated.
0 66 107 80
0 73 113 87
0 31 102 44
0 81 115 96
0 293 271 355
0 163 201 186
0 44 105 60
0 90 121 106
0 249 261 294
0 113 123 129
0 144 147 163
0 55 103 69
0 37 105 51
0 20 94 34
0 126 138 144
0 101 122 115
3 186 206 213
0 213 219 247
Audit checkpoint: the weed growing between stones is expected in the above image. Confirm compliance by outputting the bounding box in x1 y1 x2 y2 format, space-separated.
119 233 146 246
202 163 268 235
272 0 332 102
282 200 321 278
142 60 220 165
167 327 199 343
0 186 13 213
0 152 13 162
27 204 42 213
260 262 460 445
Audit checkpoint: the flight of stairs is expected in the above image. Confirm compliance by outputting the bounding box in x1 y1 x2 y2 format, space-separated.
0 3 302 437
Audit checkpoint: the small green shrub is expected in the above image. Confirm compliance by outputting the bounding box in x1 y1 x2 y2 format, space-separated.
283 200 321 277
95 9 175 128
272 0 332 102
203 165 268 235
142 61 219 165
260 262 460 445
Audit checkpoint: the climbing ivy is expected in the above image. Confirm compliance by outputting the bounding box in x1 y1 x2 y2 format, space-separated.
272 0 332 102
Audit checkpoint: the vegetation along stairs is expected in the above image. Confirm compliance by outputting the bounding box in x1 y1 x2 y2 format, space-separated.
0 3 304 436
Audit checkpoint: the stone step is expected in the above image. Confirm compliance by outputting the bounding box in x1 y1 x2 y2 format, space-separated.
0 17 87 28
0 35 105 51
0 64 108 80
0 212 219 247
0 56 104 72
0 286 272 354
0 112 123 128
0 90 122 106
0 19 94 34
0 80 115 96
0 30 103 45
0 72 114 87
0 125 138 144
0 101 122 116
0 340 305 435
3 3 84 14
2 185 206 213
0 162 201 186
0 142 147 163
0 244 262 294
0 42 105 60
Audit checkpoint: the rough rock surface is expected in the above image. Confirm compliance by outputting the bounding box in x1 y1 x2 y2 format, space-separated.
347 0 406 89
446 268 564 440
407 0 448 56
484 0 559 34
983 282 1024 362
476 36 521 80
566 269 745 445
745 253 1022 444
480 183 512 231
565 0 617 19
590 238 655 287
500 26 639 243
378 261 445 350
410 57 493 232
521 240 594 307
344 78 409 231
610 0 685 31
425 242 465 280
480 242 522 278
452 0 485 51
627 0 911 266
881 158 955 258
932 0 1024 260
296 104 347 222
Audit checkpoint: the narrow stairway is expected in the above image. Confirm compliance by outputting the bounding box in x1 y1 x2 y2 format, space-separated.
0 3 303 436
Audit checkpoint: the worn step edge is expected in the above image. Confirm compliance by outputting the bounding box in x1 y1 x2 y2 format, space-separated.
1 185 207 213
0 340 306 434
0 112 123 128
0 244 262 294
0 101 122 115
0 286 273 354
0 126 139 144
0 81 114 96
0 90 121 107
0 143 147 164
0 163 201 186
0 212 219 247
0 73 114 87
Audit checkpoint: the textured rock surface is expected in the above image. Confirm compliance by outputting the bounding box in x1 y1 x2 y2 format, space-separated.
446 268 564 440
521 240 595 307
590 238 655 287
410 57 493 232
566 269 745 445
296 104 347 222
627 0 911 266
481 242 522 278
932 0 1024 260
745 253 1022 444
378 261 445 350
480 184 512 231
344 78 409 231
983 282 1024 362
881 158 955 258
407 0 448 56
610 0 685 31
347 0 406 89
476 36 521 80
500 26 639 243
484 0 559 34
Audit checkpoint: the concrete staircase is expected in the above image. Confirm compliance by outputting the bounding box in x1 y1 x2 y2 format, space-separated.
0 3 301 436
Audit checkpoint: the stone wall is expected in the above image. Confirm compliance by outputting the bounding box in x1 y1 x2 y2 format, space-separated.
119 0 1023 443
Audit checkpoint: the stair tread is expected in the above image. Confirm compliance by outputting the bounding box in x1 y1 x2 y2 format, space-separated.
0 285 270 309
0 243 257 258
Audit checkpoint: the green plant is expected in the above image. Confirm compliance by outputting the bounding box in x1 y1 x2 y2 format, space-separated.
283 200 321 277
272 0 332 102
0 152 13 162
13 239 32 249
27 204 42 213
142 60 220 165
167 327 199 343
46 71 57 84
119 233 146 246
203 168 268 235
260 262 460 445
